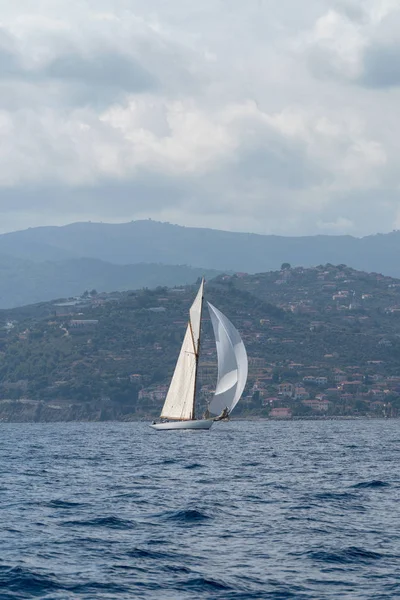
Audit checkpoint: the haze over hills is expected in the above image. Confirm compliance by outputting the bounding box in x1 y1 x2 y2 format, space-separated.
2 220 400 308
2 220 400 275
0 254 220 309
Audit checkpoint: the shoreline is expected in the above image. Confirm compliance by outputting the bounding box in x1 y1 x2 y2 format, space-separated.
0 415 397 424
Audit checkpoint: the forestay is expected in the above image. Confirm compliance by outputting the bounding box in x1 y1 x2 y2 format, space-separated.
160 280 204 420
207 302 248 416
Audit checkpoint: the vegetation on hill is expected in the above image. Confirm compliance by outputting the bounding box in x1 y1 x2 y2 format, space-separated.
1 264 400 421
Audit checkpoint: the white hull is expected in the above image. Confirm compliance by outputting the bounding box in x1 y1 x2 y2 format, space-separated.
150 419 213 431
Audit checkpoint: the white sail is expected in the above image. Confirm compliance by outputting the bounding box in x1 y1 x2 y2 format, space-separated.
160 325 197 420
160 280 204 420
207 302 248 416
189 279 204 353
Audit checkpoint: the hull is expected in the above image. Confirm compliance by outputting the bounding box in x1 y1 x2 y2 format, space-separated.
150 419 213 431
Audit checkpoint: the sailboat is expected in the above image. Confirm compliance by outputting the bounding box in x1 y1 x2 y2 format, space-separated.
150 279 248 431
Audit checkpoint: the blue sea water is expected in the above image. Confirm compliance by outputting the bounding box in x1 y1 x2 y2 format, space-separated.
0 420 399 599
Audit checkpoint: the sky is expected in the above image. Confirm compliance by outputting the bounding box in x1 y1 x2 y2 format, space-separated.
0 0 400 236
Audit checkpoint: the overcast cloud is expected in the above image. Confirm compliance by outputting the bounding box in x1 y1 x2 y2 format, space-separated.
0 0 399 236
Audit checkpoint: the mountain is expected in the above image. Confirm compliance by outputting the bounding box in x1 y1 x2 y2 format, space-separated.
3 220 400 308
0 254 221 309
2 220 400 276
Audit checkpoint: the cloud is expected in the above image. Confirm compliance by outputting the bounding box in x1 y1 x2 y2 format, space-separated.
301 8 366 82
302 2 400 89
359 8 400 88
0 22 158 108
362 43 400 87
43 52 156 93
0 0 399 237
0 28 24 77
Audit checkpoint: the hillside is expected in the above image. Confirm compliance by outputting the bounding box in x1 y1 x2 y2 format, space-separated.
2 220 400 276
1 264 400 422
0 254 221 308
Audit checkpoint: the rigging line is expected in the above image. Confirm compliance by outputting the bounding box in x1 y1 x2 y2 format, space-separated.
188 320 198 357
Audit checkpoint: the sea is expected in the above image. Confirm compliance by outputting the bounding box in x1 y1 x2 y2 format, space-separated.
0 420 399 599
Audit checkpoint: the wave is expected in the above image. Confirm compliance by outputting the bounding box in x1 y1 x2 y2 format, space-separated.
147 538 170 546
68 581 129 594
160 508 211 523
163 564 192 574
60 516 137 529
313 491 358 501
0 565 61 596
181 577 233 591
47 499 88 508
352 480 390 489
308 546 385 564
126 547 172 560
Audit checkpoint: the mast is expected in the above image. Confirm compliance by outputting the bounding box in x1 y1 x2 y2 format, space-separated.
191 277 204 420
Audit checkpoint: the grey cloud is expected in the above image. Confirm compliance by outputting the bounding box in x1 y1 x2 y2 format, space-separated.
0 27 157 108
43 52 156 93
232 139 326 190
360 44 400 88
306 6 400 90
0 136 321 226
0 155 395 238
305 46 343 82
319 188 400 235
333 0 367 23
39 51 158 108
0 0 399 237
0 28 23 77
0 47 21 77
0 175 188 217
0 51 157 106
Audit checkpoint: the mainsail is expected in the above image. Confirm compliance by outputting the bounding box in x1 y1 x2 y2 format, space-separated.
207 302 248 416
160 280 204 420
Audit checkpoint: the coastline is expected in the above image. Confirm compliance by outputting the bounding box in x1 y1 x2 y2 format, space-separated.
0 414 397 424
